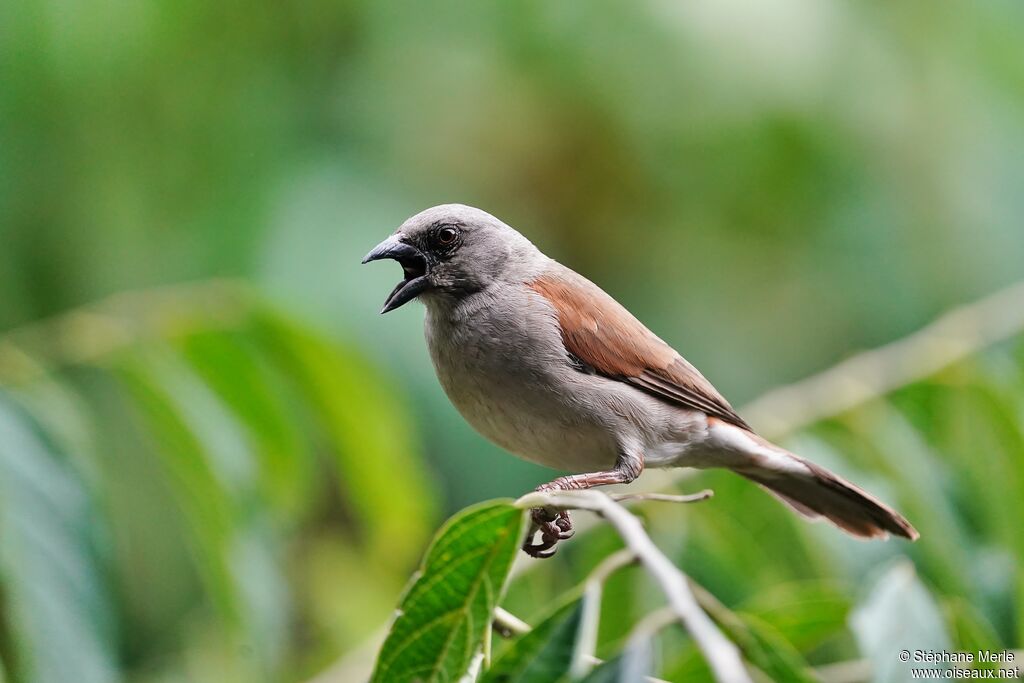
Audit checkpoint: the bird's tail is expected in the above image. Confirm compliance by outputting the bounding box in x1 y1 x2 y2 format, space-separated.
710 419 919 540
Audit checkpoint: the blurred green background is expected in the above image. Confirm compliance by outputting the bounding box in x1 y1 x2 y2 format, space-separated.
1 1 1023 682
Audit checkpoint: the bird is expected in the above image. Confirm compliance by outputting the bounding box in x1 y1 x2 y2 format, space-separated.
363 204 919 557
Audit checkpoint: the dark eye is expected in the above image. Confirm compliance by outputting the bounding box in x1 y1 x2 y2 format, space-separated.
436 226 459 247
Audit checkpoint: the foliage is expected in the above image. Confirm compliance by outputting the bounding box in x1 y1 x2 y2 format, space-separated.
365 336 1024 682
3 0 1024 513
2 0 1024 680
0 283 1021 682
0 283 436 682
371 501 523 683
480 595 585 683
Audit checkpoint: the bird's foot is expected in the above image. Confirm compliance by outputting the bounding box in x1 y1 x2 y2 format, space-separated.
522 506 574 558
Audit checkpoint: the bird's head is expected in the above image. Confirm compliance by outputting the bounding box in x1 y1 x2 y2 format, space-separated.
362 204 538 313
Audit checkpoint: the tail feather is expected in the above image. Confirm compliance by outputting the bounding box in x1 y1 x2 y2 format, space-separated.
708 418 919 541
740 458 919 540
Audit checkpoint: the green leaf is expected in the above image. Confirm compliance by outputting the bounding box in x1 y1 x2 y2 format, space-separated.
0 395 119 683
577 640 652 683
117 353 246 624
117 350 288 670
253 310 435 568
927 377 1024 562
676 469 825 606
822 406 972 595
482 596 584 683
661 647 712 682
730 614 817 683
179 329 311 519
577 657 625 683
371 500 525 683
943 597 1003 671
685 581 816 683
850 561 952 683
740 581 851 651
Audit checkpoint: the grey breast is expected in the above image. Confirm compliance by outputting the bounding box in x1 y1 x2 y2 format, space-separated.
422 284 623 472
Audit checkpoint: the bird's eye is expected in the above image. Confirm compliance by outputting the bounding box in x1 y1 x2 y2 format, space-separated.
436 226 459 247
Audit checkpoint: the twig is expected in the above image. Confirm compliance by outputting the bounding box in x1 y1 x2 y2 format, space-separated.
579 654 675 683
458 651 485 683
741 279 1024 440
611 490 714 504
515 490 752 683
622 606 680 681
625 606 679 645
492 607 531 638
495 550 638 676
687 580 749 636
482 618 493 669
572 548 638 678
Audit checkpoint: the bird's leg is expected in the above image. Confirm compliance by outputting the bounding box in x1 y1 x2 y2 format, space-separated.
522 452 643 558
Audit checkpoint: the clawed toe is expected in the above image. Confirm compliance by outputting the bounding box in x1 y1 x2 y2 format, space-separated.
554 514 574 539
522 508 575 558
522 537 558 558
522 520 559 557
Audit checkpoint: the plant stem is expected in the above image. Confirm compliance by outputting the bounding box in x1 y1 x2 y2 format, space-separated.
516 490 752 683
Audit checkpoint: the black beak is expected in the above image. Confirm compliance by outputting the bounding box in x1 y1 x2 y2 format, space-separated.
361 236 431 313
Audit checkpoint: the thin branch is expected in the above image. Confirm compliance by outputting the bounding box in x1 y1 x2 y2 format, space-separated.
572 548 638 678
486 549 641 681
611 490 714 504
579 654 675 683
515 490 752 683
492 550 639 676
622 606 680 681
687 579 749 636
626 606 679 644
574 560 727 683
482 618 493 669
492 607 531 638
458 652 485 683
741 279 1024 440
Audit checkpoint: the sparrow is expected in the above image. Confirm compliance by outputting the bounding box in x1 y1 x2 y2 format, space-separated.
363 204 919 557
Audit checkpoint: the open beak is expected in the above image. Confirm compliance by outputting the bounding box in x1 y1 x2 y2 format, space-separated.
361 235 431 313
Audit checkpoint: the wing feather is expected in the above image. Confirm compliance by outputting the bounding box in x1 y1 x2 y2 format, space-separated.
529 270 752 431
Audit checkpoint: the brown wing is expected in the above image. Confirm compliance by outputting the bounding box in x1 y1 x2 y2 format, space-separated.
530 270 752 431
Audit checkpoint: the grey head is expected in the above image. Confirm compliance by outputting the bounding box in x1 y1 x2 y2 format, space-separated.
362 204 541 313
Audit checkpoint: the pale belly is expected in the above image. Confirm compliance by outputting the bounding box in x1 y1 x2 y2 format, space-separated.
425 305 621 473
440 361 621 473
